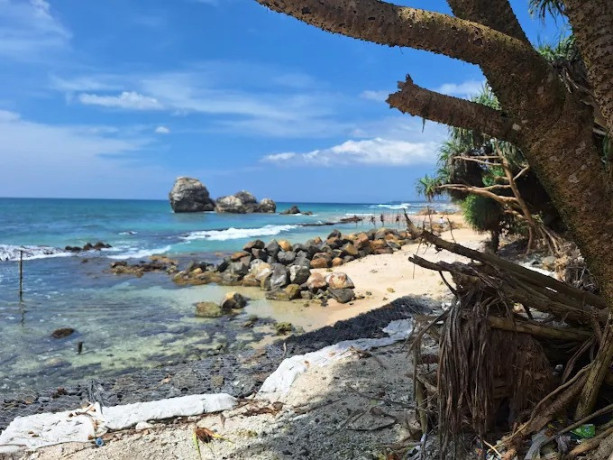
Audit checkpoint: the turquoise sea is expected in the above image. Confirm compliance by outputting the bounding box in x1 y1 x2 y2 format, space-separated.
0 198 452 394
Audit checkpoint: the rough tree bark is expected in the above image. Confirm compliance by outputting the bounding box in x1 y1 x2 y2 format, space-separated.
252 0 613 417
564 0 613 135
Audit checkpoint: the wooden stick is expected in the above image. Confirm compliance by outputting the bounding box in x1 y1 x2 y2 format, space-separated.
576 313 613 418
486 316 592 341
19 250 23 302
569 425 613 457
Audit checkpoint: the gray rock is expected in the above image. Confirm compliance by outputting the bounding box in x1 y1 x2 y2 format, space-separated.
289 265 311 285
244 239 265 251
215 195 248 213
277 250 296 265
195 301 224 318
269 263 289 290
215 191 276 214
326 272 355 289
294 254 311 268
327 229 342 239
221 292 248 310
258 198 277 213
329 288 355 304
229 261 249 277
265 240 281 258
280 205 301 215
169 177 215 213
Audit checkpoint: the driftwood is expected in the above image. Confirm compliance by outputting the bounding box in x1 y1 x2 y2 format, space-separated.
402 211 612 458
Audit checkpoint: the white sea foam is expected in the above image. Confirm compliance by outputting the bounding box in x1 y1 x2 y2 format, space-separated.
182 225 298 242
371 203 413 210
107 245 173 260
0 245 70 262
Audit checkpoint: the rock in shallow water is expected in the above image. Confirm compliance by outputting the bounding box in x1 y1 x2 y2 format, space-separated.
51 328 75 339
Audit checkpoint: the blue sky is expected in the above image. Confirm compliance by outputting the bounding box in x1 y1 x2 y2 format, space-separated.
0 0 563 202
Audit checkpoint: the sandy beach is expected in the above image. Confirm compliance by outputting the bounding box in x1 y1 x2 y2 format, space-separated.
1 214 486 460
245 213 486 332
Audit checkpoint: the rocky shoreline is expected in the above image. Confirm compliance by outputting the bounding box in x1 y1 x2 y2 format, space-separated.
110 227 417 313
0 297 432 432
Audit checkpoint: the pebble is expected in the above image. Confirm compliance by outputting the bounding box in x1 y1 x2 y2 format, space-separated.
135 421 154 431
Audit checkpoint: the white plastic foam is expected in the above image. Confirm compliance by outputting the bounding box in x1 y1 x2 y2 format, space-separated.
182 225 297 242
258 319 413 400
0 394 237 453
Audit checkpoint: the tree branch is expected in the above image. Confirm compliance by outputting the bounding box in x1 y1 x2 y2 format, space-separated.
387 75 518 141
447 0 529 43
253 0 561 119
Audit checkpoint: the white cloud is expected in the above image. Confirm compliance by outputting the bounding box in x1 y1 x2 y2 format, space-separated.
262 137 439 167
57 66 347 138
359 90 390 102
436 80 484 98
0 110 167 198
78 91 164 110
0 0 71 61
155 125 170 134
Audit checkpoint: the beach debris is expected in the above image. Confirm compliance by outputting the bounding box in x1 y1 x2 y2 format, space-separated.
51 328 75 339
274 322 293 335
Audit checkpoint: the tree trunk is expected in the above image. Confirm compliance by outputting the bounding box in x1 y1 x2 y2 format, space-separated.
564 0 613 136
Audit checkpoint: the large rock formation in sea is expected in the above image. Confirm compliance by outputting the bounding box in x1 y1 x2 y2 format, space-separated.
169 177 216 213
215 191 276 214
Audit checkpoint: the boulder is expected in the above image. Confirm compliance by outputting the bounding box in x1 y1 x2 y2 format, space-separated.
280 205 301 215
306 272 328 291
195 302 224 318
221 292 248 310
51 328 75 339
327 229 342 239
355 233 370 249
241 274 260 287
326 272 355 289
215 195 248 213
215 191 276 213
258 198 277 213
252 262 272 281
220 273 242 285
289 265 311 285
252 248 268 260
230 251 250 261
229 261 249 277
169 177 215 213
244 239 265 251
310 258 329 269
277 250 296 265
332 257 344 267
284 284 301 300
341 242 358 257
278 240 293 252
293 254 311 268
265 240 281 258
329 288 355 304
269 263 289 290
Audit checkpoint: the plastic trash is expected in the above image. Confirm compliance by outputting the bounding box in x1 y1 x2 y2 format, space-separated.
95 438 104 447
571 424 596 439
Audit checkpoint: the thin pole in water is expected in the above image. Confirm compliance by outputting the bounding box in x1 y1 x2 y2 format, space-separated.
19 250 23 302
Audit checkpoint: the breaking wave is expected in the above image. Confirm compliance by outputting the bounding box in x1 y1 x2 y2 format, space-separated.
0 245 70 262
182 225 298 242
